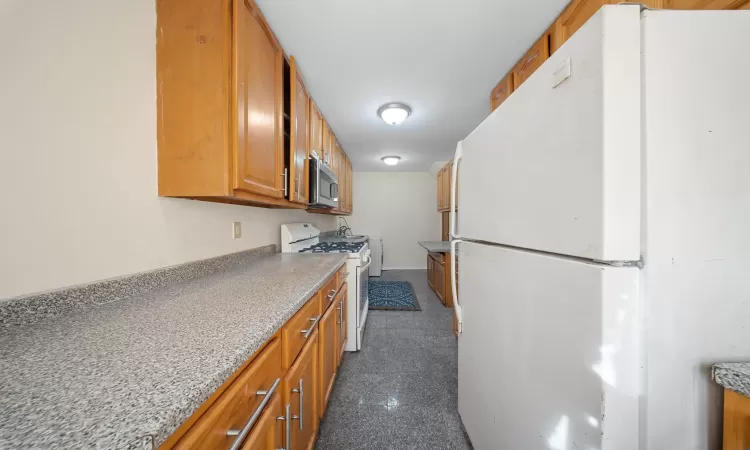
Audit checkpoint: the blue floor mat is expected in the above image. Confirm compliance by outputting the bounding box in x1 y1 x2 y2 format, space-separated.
368 280 421 311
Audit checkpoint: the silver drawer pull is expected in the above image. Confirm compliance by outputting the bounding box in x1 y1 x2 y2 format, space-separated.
340 272 349 277
276 403 291 450
300 315 321 338
226 377 281 450
327 289 337 300
291 378 304 430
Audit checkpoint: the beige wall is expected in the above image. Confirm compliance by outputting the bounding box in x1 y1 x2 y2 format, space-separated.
345 172 440 270
0 0 336 299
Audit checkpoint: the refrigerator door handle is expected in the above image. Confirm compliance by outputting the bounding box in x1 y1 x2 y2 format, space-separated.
450 141 463 240
451 238 463 334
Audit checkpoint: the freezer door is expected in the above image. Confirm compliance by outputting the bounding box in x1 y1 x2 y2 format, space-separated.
457 241 641 450
457 5 641 262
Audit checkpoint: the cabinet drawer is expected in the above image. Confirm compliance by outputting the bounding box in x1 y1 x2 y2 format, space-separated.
512 34 550 90
175 338 283 449
282 294 321 368
336 265 349 291
319 275 339 314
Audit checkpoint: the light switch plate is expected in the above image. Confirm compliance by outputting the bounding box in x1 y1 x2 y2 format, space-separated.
232 222 241 239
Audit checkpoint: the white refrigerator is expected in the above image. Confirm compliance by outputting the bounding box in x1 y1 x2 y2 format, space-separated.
451 6 750 450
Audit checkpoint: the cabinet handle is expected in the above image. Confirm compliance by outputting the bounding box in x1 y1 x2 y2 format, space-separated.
300 315 321 338
336 300 343 326
327 289 337 301
226 378 281 450
282 168 288 197
291 378 304 431
276 403 291 450
519 49 540 75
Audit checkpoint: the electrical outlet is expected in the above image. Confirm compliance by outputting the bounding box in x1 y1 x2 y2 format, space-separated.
232 222 242 239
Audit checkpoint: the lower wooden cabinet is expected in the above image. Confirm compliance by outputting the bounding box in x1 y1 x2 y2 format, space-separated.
427 255 434 290
335 284 348 366
282 329 318 450
427 253 453 309
434 258 446 302
173 339 283 449
722 388 750 450
164 268 347 450
238 392 284 450
318 297 338 417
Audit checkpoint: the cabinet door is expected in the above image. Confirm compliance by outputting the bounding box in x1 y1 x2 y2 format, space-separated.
446 163 453 210
555 0 607 52
437 168 443 210
318 302 337 417
427 256 434 289
490 74 514 112
512 33 550 90
434 261 445 303
289 57 309 204
322 121 332 167
347 157 353 212
283 329 318 450
442 212 450 242
238 393 283 450
233 0 283 198
335 284 348 365
309 100 323 160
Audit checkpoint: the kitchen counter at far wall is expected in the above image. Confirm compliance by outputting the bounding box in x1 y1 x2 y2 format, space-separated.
0 246 346 449
714 363 750 397
419 240 451 253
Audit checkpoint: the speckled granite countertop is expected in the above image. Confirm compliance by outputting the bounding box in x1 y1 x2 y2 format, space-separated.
0 252 346 449
418 241 451 253
714 363 750 397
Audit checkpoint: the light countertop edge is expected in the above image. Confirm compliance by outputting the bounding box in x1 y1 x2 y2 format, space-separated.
713 363 750 397
418 241 451 253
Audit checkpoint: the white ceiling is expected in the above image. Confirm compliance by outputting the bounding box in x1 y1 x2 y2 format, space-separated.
257 0 569 172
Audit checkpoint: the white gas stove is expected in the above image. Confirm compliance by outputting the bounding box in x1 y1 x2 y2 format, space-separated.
281 224 370 352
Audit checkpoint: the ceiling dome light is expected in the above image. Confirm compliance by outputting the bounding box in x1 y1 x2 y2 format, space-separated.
377 103 411 125
381 156 401 166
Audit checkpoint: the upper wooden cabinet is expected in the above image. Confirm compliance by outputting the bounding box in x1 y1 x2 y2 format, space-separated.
309 100 323 161
321 121 332 167
437 162 455 212
512 33 551 90
555 0 608 52
490 73 513 112
157 0 302 208
289 57 309 205
661 0 749 9
233 0 284 199
489 0 743 110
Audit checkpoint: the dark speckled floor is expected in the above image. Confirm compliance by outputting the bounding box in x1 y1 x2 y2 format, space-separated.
315 270 472 450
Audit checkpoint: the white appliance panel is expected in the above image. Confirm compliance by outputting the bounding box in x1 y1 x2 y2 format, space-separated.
457 5 641 262
641 10 750 449
457 241 640 450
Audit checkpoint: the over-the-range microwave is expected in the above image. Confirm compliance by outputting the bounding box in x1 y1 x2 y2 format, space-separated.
308 153 338 209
